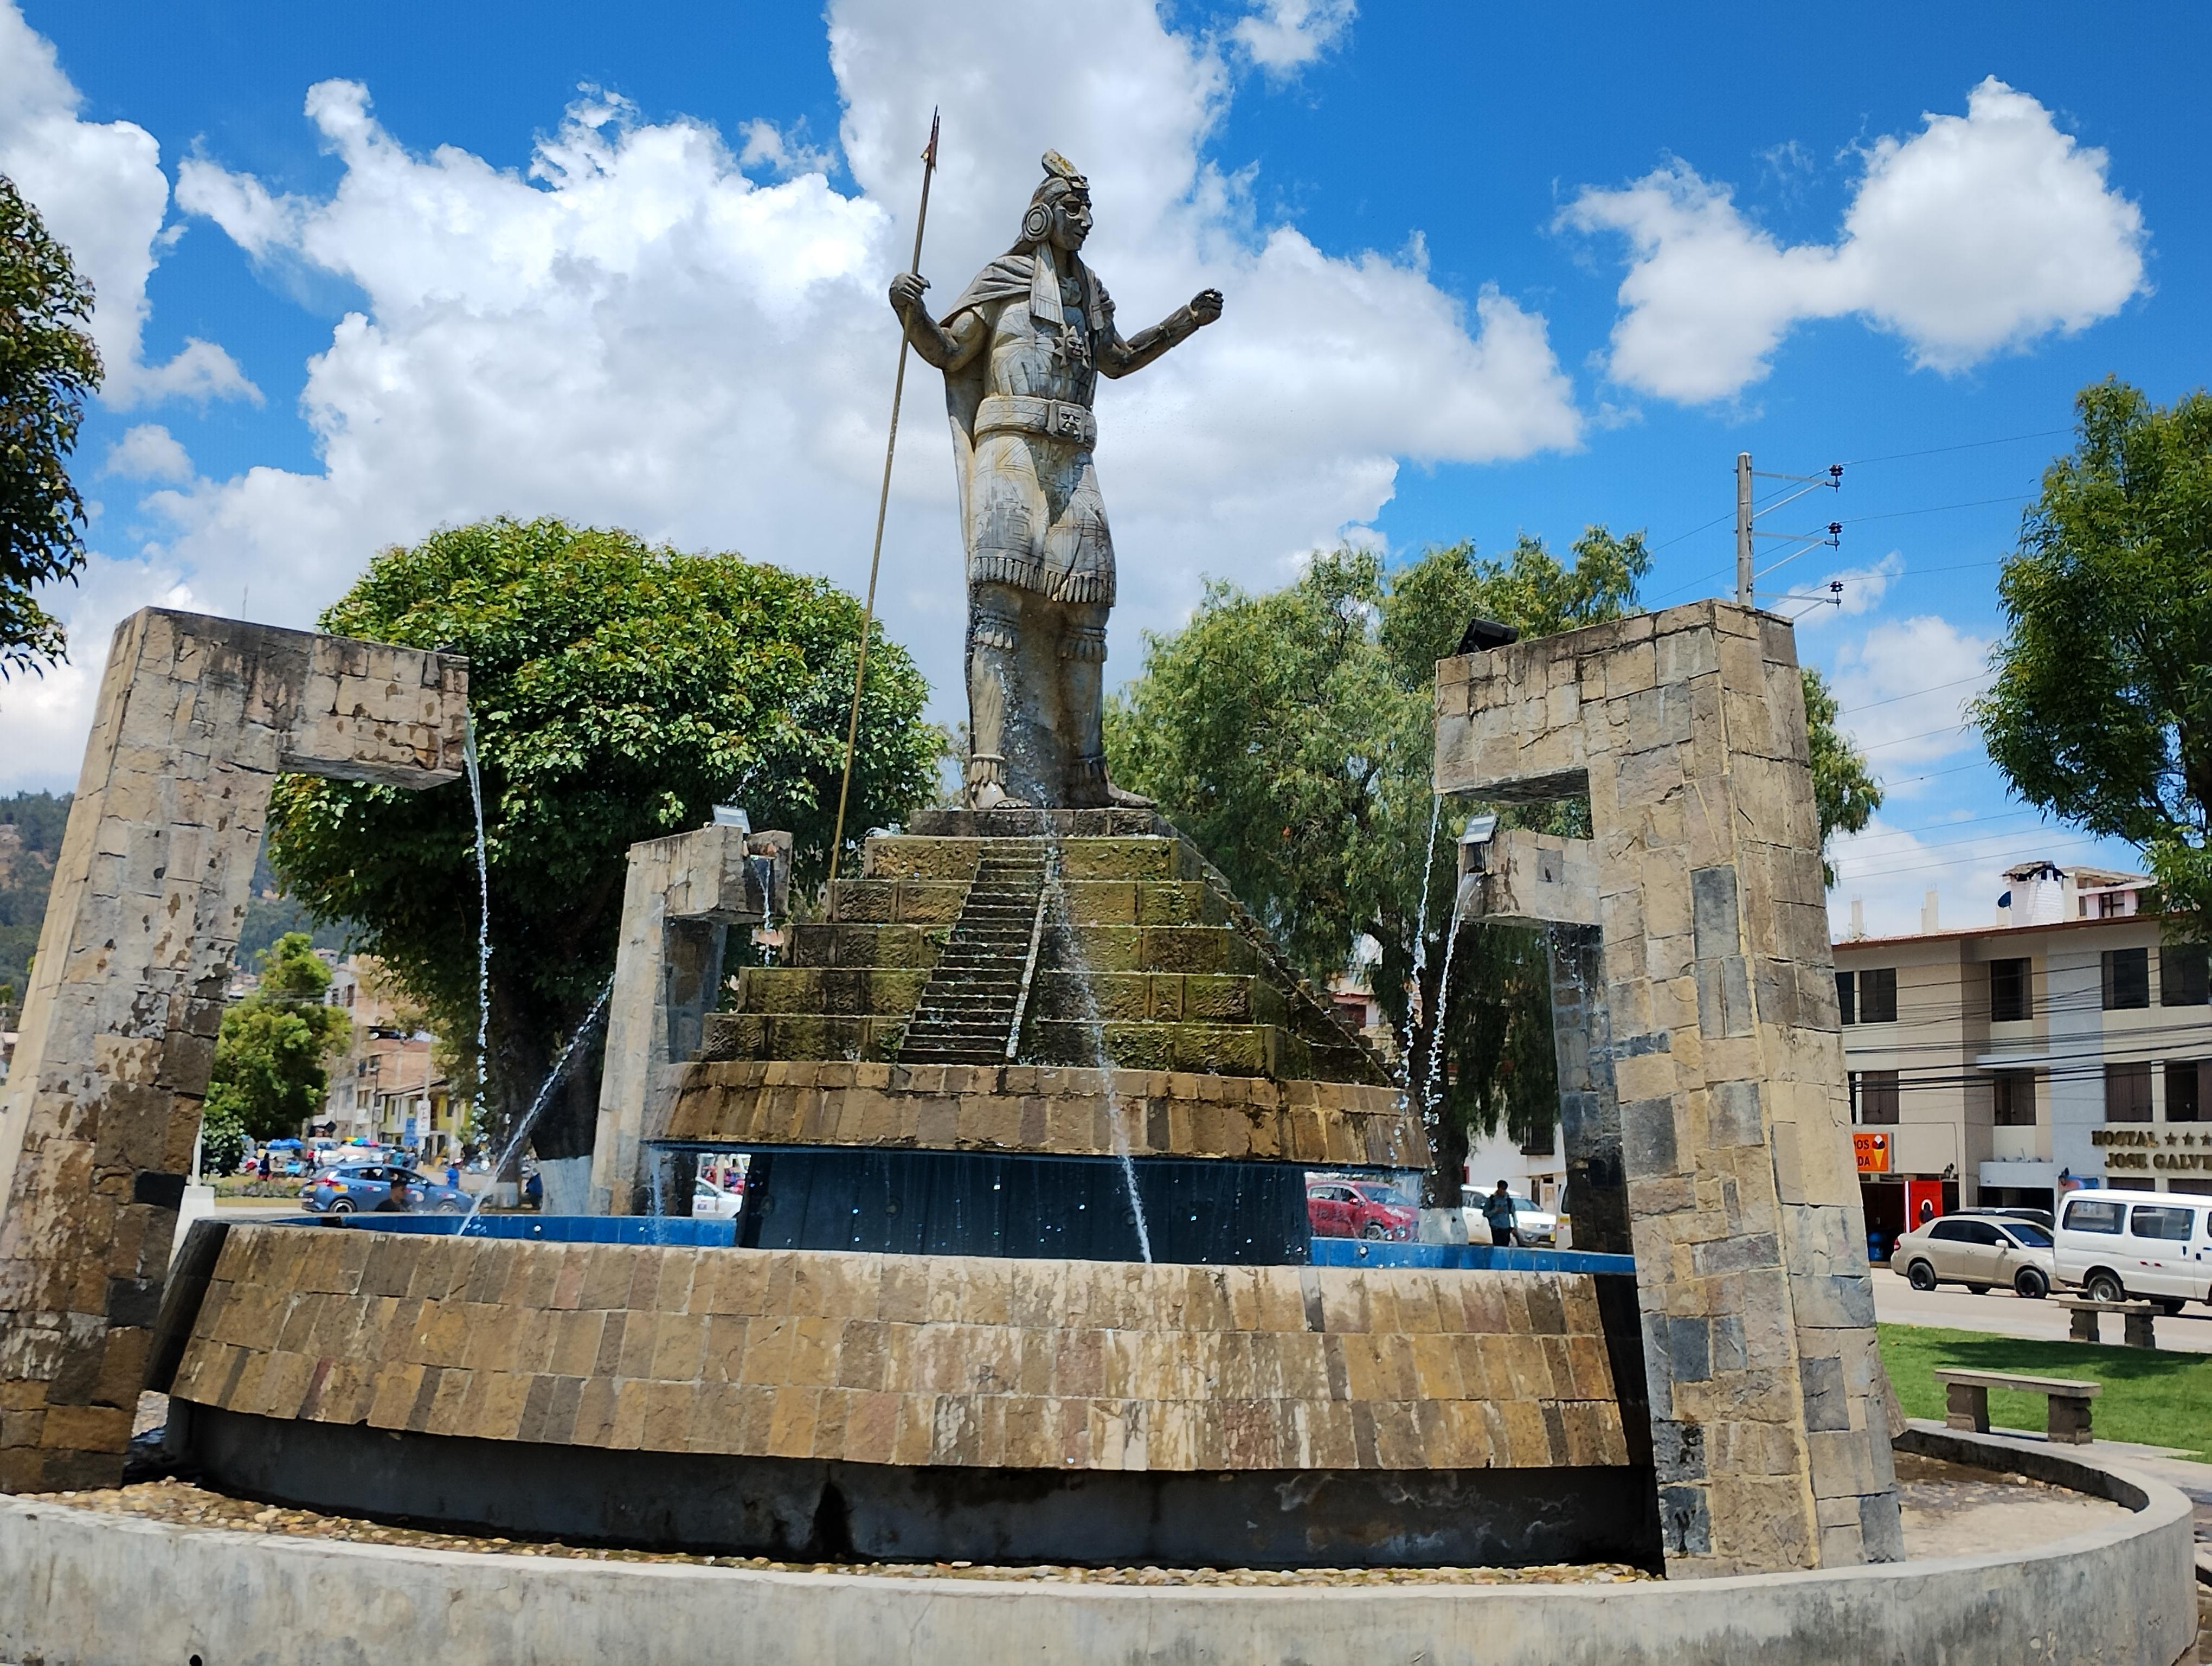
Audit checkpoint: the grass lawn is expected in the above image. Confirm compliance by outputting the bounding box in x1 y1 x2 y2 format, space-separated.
1879 1323 2212 1460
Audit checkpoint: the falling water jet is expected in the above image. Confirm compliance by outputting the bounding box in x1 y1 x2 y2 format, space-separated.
458 976 614 1236
1398 792 1444 1093
1420 913 1463 1138
462 715 493 1126
1040 834 1154 1264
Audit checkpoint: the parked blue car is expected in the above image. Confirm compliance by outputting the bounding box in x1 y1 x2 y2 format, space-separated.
299 1163 470 1215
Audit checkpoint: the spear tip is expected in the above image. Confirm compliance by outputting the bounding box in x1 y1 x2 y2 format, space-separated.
923 107 940 169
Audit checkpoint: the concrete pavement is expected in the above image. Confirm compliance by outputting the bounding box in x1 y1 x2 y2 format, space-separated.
1873 1265 2212 1353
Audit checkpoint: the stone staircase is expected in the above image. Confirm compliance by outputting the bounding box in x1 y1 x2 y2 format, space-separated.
895 842 1050 1065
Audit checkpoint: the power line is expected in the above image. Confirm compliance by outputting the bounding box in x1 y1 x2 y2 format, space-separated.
1833 807 2048 848
1837 427 2073 467
1835 673 1990 718
1840 495 2033 527
1858 720 1973 755
1834 832 2108 882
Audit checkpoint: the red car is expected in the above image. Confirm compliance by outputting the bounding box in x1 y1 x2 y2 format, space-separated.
1307 1180 1417 1240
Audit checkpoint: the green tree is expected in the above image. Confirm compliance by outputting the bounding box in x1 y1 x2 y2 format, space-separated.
202 932 350 1163
266 517 941 1164
1109 531 1881 1202
1975 379 2212 941
1803 666 1881 885
0 175 102 675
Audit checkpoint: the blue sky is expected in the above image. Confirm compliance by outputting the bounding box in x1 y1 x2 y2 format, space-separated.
3 1 2201 934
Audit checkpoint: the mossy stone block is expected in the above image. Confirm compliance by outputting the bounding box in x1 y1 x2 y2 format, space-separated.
863 838 983 881
894 882 968 924
1062 880 1136 925
1097 1023 1175 1072
741 968 827 1015
1057 838 1181 882
1181 973 1257 1023
1035 970 1147 1022
1061 926 1143 973
1139 927 1257 975
832 880 897 923
1173 1024 1272 1076
1135 882 1225 926
787 925 839 970
702 1013 767 1061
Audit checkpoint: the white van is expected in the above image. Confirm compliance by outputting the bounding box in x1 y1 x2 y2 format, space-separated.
2053 1188 2212 1313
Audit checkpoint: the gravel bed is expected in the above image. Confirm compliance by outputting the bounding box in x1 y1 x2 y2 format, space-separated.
21 1481 1654 1586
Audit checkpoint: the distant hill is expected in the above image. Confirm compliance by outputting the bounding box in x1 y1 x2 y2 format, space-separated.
0 792 69 1003
0 792 350 1000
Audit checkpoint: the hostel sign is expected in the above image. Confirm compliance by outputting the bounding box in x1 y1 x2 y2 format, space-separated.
2092 1126 2212 1175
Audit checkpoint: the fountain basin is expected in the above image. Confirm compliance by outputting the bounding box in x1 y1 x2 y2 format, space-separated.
0 1426 2191 1666
148 1216 1659 1568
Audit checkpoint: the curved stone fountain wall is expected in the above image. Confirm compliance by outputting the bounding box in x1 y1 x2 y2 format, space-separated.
157 1218 1657 1567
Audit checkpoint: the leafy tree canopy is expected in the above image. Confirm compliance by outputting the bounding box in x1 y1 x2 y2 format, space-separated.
266 517 941 1160
0 174 101 676
202 932 350 1165
1803 666 1881 885
1975 379 2212 941
1108 530 1879 1199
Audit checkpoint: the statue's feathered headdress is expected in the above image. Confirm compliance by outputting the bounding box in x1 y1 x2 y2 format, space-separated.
1021 151 1089 244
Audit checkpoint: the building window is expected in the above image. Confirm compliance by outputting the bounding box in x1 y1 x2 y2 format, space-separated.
2097 891 2128 919
2163 945 2210 1008
2103 947 2150 1010
1989 958 2031 1022
2170 1061 2208 1124
1842 967 1896 1025
1992 1073 2036 1126
2105 1061 2153 1122
1851 1069 1900 1125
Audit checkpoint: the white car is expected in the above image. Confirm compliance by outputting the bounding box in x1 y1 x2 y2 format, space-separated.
1461 1187 1557 1247
692 1178 744 1220
2054 1188 2212 1314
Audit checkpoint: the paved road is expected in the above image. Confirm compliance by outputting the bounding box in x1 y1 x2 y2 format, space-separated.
1874 1265 2212 1354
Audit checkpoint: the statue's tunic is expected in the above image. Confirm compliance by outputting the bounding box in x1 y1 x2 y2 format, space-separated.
937 245 1116 610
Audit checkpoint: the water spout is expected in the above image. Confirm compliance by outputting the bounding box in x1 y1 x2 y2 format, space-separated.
1399 792 1444 1091
458 976 614 1236
462 715 493 1122
1041 835 1154 1264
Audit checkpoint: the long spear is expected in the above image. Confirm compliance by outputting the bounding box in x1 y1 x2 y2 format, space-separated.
826 108 940 889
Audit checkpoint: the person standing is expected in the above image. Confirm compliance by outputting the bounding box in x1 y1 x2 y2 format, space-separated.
1482 1180 1520 1248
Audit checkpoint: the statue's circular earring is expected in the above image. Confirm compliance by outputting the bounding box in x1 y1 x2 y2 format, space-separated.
1023 202 1053 243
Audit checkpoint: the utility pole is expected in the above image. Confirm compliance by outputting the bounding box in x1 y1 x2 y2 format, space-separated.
1732 454 1843 611
1735 452 1754 607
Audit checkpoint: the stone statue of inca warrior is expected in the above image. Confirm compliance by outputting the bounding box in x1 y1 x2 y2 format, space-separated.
890 151 1223 809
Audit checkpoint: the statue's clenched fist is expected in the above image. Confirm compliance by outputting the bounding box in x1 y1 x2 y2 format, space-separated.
889 272 930 314
1189 288 1224 325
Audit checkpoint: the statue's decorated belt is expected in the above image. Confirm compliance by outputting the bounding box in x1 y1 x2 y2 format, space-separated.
976 394 1098 449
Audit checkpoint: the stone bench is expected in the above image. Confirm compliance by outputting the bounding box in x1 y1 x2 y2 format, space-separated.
2055 1296 2158 1349
1935 1367 2100 1445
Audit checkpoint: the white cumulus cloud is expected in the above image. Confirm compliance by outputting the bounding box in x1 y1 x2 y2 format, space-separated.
1561 78 2147 402
1230 0 1357 73
0 0 1579 792
0 2 257 407
1823 613 1994 786
104 422 194 483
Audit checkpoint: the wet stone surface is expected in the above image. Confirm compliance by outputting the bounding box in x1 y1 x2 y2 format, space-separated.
1892 1451 2125 1558
16 1480 1655 1586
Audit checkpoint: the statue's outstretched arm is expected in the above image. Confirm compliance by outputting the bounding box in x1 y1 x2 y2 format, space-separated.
1099 288 1223 379
888 273 986 371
